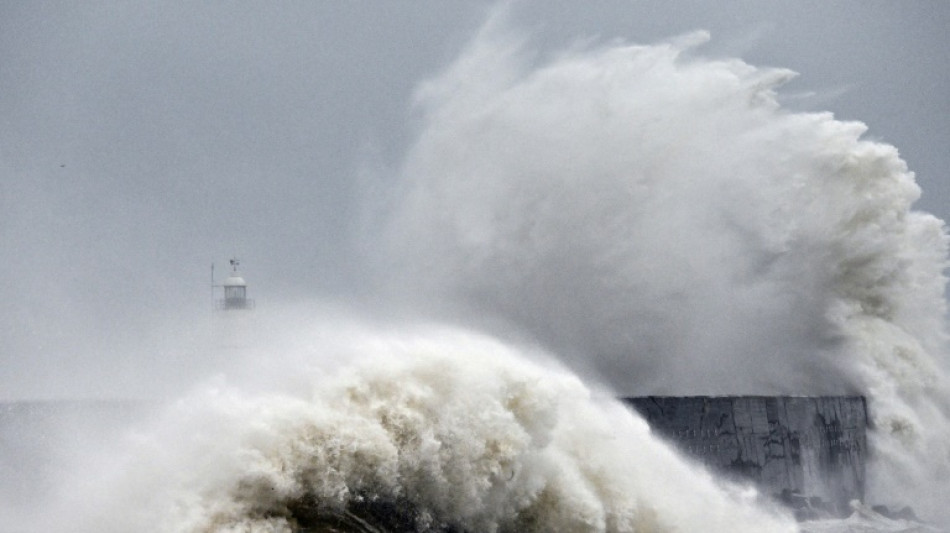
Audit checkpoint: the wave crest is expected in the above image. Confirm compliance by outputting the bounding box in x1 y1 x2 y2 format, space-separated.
76 326 794 532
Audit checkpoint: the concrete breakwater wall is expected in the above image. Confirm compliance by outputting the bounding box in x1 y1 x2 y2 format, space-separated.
623 396 867 514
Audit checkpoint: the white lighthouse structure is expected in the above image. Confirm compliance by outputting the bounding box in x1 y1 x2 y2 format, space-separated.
211 258 255 356
217 258 254 310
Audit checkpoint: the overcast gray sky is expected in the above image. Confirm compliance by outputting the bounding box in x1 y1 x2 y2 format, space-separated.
1 1 948 400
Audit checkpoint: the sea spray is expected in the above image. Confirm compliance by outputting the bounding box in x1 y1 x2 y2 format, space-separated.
381 18 950 523
61 323 795 532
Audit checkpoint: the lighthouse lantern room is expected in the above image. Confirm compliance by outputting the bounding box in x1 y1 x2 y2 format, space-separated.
217 258 254 310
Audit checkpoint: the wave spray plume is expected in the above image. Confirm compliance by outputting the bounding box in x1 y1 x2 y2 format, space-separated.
383 18 950 524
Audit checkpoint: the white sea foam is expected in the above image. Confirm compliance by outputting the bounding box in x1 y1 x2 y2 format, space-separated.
58 323 795 532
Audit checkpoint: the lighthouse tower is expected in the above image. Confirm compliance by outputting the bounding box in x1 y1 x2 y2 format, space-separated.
212 258 255 355
218 258 254 310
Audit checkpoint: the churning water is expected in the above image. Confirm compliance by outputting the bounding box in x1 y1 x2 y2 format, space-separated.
9 16 950 533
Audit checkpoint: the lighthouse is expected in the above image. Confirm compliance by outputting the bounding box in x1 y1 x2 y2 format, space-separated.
211 258 255 355
217 258 254 310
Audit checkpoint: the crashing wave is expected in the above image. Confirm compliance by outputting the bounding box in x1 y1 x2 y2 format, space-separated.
381 16 950 523
68 326 795 532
